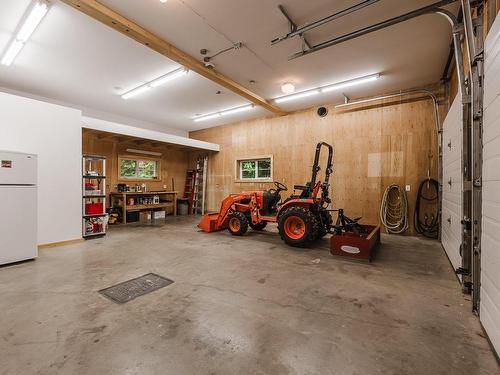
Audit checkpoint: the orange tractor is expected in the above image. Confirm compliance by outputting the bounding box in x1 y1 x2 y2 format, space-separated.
198 142 343 247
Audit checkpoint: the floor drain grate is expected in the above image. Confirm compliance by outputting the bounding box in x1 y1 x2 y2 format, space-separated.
99 273 174 304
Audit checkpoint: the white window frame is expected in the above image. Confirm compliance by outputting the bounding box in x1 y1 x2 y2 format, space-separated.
118 155 161 181
235 155 273 182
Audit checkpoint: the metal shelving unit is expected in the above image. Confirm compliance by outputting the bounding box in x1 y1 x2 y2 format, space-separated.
82 155 107 239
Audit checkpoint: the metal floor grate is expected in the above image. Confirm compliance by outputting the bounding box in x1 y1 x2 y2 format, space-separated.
99 273 174 304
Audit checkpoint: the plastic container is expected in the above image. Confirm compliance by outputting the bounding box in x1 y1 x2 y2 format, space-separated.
177 198 189 215
153 210 166 219
85 202 104 215
126 210 140 223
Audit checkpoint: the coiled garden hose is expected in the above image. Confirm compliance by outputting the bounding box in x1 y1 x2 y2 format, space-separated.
414 178 439 238
380 184 409 234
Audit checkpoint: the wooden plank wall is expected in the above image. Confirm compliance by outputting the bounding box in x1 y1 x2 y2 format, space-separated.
82 129 189 197
190 98 441 236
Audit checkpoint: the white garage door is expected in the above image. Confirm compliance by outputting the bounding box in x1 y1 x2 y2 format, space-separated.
441 93 463 272
481 15 500 357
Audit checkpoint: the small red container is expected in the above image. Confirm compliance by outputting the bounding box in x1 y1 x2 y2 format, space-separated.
85 203 104 215
330 225 381 262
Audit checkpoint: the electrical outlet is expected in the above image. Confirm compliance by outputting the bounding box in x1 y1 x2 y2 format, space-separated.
405 184 411 192
163 184 167 189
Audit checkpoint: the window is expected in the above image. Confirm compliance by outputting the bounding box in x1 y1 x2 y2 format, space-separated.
237 157 272 181
119 157 160 180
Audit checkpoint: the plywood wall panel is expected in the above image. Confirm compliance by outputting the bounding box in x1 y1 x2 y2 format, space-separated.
190 98 439 236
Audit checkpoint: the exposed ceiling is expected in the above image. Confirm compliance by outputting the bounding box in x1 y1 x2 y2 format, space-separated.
0 0 458 133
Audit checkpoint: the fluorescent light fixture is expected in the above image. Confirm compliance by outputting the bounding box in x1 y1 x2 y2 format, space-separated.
149 67 188 87
193 104 255 122
321 74 380 93
121 67 188 99
273 73 381 104
275 90 320 104
221 104 254 116
1 41 24 66
122 85 152 100
126 148 162 156
1 0 50 66
194 113 221 122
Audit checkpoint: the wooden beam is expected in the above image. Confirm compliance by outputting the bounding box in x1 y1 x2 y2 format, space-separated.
61 0 287 116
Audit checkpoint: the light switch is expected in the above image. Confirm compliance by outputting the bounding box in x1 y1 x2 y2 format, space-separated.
405 184 411 192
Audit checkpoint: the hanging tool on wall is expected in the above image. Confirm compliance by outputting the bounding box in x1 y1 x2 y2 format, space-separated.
380 184 409 234
414 177 439 238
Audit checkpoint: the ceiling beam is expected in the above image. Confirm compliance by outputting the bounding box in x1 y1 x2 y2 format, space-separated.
60 0 287 116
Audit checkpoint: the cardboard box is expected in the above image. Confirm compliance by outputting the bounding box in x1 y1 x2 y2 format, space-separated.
139 211 152 223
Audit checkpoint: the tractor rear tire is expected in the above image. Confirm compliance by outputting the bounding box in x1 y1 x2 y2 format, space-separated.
227 212 249 236
249 221 268 231
278 207 317 247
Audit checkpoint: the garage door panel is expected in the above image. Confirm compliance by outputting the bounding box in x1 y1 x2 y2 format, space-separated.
483 131 500 159
484 67 500 107
484 19 500 65
483 181 500 203
483 99 500 140
442 206 462 235
481 14 500 357
483 199 500 223
483 156 500 180
442 191 461 205
480 288 500 355
443 195 461 215
441 92 463 273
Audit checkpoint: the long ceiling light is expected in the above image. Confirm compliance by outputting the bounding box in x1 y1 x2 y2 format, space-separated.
274 73 381 104
121 67 188 99
1 0 50 66
126 148 162 156
321 73 380 93
194 104 254 122
275 90 320 104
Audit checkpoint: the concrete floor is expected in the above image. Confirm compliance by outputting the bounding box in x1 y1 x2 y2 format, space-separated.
0 216 498 375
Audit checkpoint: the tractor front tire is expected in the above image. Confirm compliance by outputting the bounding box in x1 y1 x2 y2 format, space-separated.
278 207 317 247
227 212 249 236
249 221 268 231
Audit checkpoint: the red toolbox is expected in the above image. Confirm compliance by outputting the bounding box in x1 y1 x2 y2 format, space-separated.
85 202 104 215
330 225 381 262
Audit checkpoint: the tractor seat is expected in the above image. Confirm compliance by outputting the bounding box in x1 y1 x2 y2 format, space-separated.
293 184 308 191
262 190 281 214
294 184 311 198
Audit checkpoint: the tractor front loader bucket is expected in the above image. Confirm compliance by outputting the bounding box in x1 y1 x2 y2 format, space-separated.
198 213 225 233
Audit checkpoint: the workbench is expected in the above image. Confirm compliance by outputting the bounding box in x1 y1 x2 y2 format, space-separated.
109 191 178 224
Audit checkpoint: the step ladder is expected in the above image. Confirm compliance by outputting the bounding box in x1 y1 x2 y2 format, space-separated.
192 156 208 215
183 169 196 214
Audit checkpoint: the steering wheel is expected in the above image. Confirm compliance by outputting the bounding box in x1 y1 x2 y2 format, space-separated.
274 181 288 191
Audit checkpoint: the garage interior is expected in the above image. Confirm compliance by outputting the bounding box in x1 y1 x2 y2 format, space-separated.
0 0 500 374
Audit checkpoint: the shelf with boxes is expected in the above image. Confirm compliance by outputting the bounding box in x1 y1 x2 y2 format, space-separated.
109 190 177 224
82 155 108 238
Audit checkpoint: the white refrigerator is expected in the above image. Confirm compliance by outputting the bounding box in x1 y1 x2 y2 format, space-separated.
0 151 38 265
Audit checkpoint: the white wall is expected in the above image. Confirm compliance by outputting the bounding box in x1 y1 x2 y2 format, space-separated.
481 15 500 357
83 116 219 151
0 92 82 245
441 93 463 272
0 86 189 138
